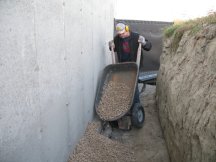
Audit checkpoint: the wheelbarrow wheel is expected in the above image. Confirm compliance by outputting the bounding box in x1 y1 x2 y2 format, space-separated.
131 103 145 128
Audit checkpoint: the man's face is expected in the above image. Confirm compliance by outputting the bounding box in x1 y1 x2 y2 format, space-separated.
118 31 129 38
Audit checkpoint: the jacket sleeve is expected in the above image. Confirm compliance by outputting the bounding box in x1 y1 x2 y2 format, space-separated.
142 39 152 51
113 36 118 52
109 36 118 52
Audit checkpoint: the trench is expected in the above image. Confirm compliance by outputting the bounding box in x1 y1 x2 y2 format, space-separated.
68 85 170 162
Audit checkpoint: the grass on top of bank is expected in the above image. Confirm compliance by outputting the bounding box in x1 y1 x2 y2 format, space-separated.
164 12 216 38
164 12 216 52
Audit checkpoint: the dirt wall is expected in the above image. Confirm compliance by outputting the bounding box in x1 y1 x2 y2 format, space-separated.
156 24 216 162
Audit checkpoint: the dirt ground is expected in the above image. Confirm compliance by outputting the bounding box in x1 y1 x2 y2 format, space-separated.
69 84 170 162
110 84 170 162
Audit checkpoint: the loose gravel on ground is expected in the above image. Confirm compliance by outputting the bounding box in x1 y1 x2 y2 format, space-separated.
68 122 137 162
69 85 170 162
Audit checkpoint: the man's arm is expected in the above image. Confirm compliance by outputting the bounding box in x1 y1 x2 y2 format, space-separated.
109 35 119 52
138 35 152 51
143 40 152 51
108 40 115 51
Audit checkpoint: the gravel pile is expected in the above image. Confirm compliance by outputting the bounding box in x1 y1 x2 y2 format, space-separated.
68 122 136 162
97 81 132 120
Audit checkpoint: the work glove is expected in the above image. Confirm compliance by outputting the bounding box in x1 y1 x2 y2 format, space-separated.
108 40 115 49
138 35 146 45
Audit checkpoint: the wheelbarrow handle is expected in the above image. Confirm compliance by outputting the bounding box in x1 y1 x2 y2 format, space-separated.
111 43 141 65
111 47 116 64
136 43 142 68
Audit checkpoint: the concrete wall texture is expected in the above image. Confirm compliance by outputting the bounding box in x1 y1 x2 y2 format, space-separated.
0 0 115 162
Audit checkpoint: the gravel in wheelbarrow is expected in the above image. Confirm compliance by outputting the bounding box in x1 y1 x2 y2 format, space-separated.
95 63 138 121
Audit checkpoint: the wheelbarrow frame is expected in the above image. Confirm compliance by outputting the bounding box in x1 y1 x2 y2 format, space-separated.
94 62 138 121
94 43 142 122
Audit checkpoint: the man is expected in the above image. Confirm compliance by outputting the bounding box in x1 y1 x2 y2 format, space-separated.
109 22 152 104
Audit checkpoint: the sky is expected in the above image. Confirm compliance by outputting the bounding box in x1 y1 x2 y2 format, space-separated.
115 0 216 22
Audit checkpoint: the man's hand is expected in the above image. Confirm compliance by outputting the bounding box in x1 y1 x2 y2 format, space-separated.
108 40 115 49
138 35 146 45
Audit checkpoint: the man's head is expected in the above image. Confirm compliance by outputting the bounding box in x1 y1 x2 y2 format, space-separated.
115 23 130 38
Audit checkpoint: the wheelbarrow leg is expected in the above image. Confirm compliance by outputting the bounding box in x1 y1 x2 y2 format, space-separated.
117 116 131 130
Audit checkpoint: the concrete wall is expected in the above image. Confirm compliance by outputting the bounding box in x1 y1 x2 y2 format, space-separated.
0 0 115 162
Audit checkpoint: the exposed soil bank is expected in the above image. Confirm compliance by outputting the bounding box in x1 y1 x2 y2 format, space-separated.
156 24 216 162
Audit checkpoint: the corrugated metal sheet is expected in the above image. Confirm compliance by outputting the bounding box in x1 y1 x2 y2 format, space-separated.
115 19 173 71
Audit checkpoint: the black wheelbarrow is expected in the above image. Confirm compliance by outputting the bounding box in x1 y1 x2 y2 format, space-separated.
94 43 145 129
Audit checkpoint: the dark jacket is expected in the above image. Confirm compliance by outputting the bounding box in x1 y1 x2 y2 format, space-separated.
113 32 151 63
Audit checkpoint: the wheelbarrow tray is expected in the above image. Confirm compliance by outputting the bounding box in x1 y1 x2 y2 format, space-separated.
95 62 138 121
